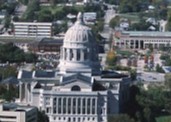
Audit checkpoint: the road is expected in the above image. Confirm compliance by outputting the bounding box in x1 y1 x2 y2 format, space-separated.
100 4 117 69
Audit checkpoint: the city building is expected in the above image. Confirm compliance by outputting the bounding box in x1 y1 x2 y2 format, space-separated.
0 103 37 122
29 37 63 53
13 22 52 38
18 12 131 122
114 31 171 49
83 12 97 24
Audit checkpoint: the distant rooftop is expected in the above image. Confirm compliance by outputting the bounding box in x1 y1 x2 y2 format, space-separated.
0 103 36 112
122 31 171 37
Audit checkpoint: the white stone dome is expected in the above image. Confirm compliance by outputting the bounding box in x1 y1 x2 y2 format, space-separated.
58 12 100 75
64 12 95 44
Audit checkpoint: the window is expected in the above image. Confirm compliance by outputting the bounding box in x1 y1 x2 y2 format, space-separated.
77 49 80 61
71 85 81 91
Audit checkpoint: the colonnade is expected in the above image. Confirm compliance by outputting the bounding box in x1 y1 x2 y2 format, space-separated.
116 38 171 49
49 97 97 115
61 48 88 61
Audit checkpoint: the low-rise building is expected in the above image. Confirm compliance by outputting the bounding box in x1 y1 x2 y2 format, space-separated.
29 37 63 53
115 31 171 49
83 12 97 24
0 103 37 122
13 22 52 38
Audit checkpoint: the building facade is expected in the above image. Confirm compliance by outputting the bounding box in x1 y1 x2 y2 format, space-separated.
0 103 37 122
29 37 63 53
115 31 171 49
18 13 131 122
13 22 52 38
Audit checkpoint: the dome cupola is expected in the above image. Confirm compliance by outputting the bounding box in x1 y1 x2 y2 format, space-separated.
58 12 100 74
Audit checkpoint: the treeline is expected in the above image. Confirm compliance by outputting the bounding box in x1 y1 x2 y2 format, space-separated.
0 43 37 63
20 0 104 22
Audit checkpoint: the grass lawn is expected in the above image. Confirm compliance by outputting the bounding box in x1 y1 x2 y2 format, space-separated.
119 13 140 23
156 116 171 122
116 49 134 57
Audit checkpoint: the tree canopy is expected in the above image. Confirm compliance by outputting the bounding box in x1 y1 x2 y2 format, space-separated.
0 43 37 63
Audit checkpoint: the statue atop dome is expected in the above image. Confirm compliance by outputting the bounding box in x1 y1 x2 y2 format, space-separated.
75 12 84 24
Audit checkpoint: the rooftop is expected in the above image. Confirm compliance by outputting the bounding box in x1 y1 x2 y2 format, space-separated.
0 103 36 112
122 31 171 37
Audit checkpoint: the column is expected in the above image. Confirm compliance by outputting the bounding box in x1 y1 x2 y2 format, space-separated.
81 98 83 114
25 83 28 102
19 82 22 101
129 40 131 49
90 98 92 115
73 49 77 61
134 40 136 49
76 97 78 114
80 50 84 61
64 48 66 60
67 49 70 61
71 97 73 114
85 98 87 114
56 97 58 114
61 97 63 114
138 40 141 49
66 97 68 114
95 98 97 114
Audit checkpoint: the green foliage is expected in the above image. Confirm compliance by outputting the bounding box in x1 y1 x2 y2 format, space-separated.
38 9 53 22
4 14 11 28
119 0 149 13
130 69 137 80
137 86 165 109
0 43 37 63
160 54 168 60
37 110 49 122
104 0 119 5
0 66 17 80
18 0 29 5
156 64 164 73
106 50 117 66
156 116 171 122
0 84 18 101
108 114 135 122
22 0 40 21
109 16 120 29
165 73 171 90
125 84 171 122
167 10 171 31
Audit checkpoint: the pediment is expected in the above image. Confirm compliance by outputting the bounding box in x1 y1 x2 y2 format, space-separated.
60 74 92 90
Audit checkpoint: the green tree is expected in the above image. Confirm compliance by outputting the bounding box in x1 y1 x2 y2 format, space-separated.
22 0 40 21
108 114 135 122
0 43 37 63
4 14 11 29
156 64 164 73
143 107 155 122
166 10 171 31
38 9 53 22
165 73 171 90
130 69 137 81
0 84 18 102
106 50 117 67
37 110 49 122
109 16 120 29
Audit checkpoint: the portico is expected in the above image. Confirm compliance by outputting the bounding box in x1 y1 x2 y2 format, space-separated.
115 31 171 49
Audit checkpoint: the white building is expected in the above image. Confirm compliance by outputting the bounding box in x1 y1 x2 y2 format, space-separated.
13 22 52 38
18 12 131 122
115 31 171 49
0 103 37 122
83 12 97 24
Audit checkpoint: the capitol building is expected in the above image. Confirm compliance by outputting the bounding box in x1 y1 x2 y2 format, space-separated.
18 12 131 122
